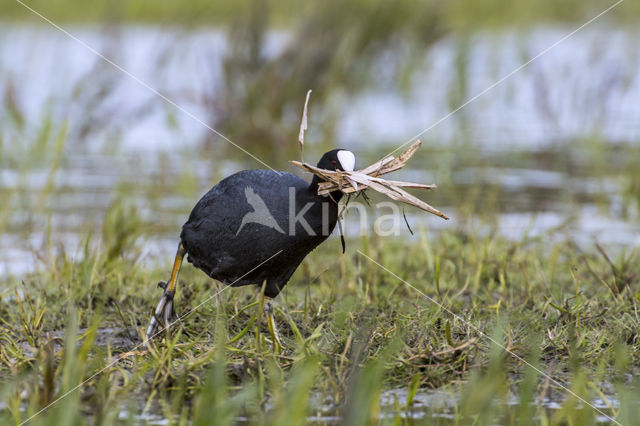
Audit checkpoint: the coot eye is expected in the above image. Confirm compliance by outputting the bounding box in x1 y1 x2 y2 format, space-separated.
331 160 337 167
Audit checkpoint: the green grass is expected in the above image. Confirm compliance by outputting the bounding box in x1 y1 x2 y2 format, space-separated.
2 2 640 422
5 0 639 27
1 219 639 424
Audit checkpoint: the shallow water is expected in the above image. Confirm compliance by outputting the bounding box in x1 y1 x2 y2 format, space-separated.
250 387 620 424
106 386 620 425
2 25 639 149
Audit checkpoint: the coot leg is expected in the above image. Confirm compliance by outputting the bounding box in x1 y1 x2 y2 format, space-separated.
263 297 283 353
146 243 187 341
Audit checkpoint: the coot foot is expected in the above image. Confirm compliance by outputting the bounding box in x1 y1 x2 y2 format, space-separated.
146 290 177 340
145 244 186 342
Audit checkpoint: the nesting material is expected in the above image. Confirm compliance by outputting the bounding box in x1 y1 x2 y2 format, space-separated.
290 140 449 220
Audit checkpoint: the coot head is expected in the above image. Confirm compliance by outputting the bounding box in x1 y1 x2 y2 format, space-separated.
316 149 356 172
310 149 356 201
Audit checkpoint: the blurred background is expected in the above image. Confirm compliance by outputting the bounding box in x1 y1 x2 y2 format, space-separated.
1 0 639 276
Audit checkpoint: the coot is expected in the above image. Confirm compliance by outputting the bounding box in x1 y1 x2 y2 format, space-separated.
146 149 356 343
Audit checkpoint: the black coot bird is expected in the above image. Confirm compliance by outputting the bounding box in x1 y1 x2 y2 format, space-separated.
146 149 356 344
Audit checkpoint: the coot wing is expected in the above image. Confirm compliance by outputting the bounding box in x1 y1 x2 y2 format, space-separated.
180 170 329 290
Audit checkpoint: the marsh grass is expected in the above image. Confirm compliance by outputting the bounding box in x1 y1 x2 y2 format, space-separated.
1 214 639 424
2 2 640 423
2 124 639 424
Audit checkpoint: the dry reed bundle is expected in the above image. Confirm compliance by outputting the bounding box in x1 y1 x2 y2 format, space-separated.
291 140 449 220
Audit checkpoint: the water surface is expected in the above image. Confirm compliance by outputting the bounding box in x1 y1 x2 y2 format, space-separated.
1 24 639 275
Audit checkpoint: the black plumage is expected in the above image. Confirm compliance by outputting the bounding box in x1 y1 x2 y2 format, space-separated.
146 149 355 340
181 168 341 297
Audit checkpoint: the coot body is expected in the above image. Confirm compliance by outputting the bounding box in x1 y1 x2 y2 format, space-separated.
180 169 340 297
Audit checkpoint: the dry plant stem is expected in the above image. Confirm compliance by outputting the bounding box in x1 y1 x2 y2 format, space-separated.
290 140 449 220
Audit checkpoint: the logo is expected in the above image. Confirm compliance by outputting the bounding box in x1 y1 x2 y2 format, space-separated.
236 187 285 235
235 185 409 237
